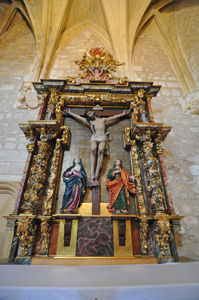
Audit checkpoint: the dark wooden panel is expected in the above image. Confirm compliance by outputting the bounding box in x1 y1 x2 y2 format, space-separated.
131 219 141 255
49 224 59 255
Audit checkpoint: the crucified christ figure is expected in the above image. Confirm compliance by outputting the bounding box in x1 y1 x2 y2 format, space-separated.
63 108 130 186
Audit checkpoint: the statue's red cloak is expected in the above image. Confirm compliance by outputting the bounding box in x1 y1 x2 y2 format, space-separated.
105 168 135 213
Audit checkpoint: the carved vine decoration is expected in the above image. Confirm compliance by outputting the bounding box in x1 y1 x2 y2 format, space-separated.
133 129 166 214
16 217 36 257
46 88 60 120
140 217 149 255
131 140 146 216
44 139 61 215
130 89 146 123
43 126 70 215
40 218 50 255
55 96 65 125
154 215 171 256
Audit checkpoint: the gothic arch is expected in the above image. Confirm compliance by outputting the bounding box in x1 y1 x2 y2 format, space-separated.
0 181 19 199
47 21 113 77
0 181 19 261
58 21 112 54
0 1 34 39
131 1 197 94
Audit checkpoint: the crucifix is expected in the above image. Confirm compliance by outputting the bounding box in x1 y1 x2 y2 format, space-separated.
63 107 131 214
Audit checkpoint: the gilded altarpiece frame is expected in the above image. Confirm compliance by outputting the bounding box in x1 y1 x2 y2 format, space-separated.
6 48 182 265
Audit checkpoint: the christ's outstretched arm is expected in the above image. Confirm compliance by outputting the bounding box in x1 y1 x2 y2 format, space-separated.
63 109 89 127
105 109 130 126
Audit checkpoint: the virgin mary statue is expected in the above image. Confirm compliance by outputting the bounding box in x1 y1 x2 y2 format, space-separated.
61 158 87 213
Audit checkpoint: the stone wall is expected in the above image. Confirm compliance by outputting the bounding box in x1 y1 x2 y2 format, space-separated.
175 0 199 86
0 11 38 182
133 30 199 261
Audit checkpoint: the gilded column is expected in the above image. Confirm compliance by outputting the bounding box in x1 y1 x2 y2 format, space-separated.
20 140 52 214
55 96 65 126
46 88 60 120
141 129 166 214
130 89 148 123
130 138 149 255
14 127 36 213
124 125 149 255
43 126 70 215
43 138 62 215
39 217 51 256
155 135 175 214
153 213 172 259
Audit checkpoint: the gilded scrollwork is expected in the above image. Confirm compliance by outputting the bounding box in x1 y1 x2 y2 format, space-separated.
130 95 139 122
40 218 50 255
125 127 131 144
26 143 35 153
154 130 170 155
16 217 36 257
140 217 148 254
130 89 147 123
137 89 145 99
24 127 35 142
61 94 131 106
55 96 65 125
124 127 131 150
40 125 48 141
154 214 171 256
75 47 124 74
137 89 147 122
46 88 60 120
19 125 36 153
61 126 71 148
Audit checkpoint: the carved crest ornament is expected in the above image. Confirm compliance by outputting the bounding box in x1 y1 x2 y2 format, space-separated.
5 48 182 265
75 47 125 82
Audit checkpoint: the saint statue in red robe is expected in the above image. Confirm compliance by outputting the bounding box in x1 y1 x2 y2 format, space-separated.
106 159 136 214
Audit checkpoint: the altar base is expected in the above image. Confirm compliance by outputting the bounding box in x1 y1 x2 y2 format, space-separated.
31 256 158 265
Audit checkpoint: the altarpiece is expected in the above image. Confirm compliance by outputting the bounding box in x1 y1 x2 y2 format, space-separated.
6 48 182 265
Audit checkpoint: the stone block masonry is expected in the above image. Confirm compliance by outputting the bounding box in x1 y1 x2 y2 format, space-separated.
0 12 38 181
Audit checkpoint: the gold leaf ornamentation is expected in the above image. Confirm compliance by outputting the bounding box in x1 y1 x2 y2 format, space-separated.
16 217 36 257
21 141 52 214
40 218 50 255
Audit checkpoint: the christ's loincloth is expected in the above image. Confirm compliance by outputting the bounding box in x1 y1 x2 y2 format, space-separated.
90 134 108 142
